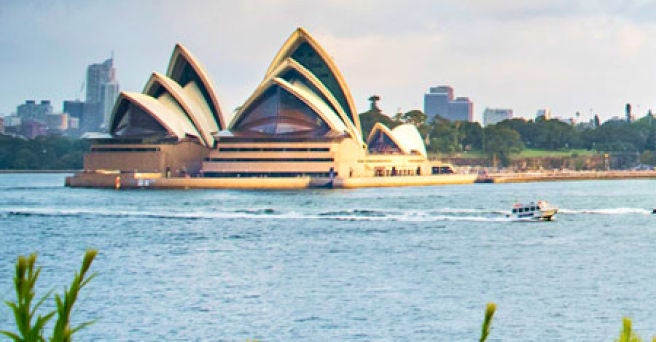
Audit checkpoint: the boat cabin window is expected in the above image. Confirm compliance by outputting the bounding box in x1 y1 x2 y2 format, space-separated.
512 208 517 213
530 206 536 211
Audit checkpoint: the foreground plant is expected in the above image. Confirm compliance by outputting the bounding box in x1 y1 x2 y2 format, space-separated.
615 317 656 342
479 302 496 342
1 249 97 342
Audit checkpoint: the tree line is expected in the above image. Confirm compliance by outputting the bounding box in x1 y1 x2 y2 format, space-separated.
360 105 656 166
2 106 655 170
0 135 88 170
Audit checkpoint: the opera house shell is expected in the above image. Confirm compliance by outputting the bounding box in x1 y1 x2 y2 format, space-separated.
67 28 475 189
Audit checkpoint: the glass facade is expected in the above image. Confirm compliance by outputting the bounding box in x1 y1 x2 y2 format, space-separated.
112 102 168 137
367 130 401 154
280 69 345 126
232 86 329 137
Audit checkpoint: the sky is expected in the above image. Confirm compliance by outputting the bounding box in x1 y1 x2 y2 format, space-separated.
1 0 656 123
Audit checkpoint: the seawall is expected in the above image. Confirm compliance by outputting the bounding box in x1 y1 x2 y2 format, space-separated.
483 170 656 183
64 170 656 190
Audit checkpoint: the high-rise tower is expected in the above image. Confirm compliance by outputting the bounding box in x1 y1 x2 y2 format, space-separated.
83 56 119 131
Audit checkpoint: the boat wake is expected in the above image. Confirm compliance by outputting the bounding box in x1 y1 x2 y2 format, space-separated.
3 206 649 223
1 207 509 223
558 208 652 215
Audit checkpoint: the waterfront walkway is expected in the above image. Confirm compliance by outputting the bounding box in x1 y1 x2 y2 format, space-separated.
479 170 656 183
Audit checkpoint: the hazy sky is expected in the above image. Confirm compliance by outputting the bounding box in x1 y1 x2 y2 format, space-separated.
1 0 655 123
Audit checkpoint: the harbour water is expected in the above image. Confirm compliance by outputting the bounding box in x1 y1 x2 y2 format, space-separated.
1 173 655 340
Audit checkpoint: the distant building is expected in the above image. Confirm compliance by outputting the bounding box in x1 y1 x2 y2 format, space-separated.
83 57 119 132
483 108 513 126
17 100 53 122
21 120 47 139
423 86 473 122
45 113 69 134
64 100 102 133
63 100 85 121
86 58 114 104
68 116 80 130
3 115 21 128
0 116 4 134
536 108 552 120
450 97 473 122
101 80 119 128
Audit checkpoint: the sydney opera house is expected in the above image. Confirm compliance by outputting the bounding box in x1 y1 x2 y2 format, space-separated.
66 28 475 189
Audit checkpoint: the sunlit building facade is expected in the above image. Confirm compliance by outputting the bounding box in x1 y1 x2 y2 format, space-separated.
69 28 472 188
483 108 513 126
423 86 473 122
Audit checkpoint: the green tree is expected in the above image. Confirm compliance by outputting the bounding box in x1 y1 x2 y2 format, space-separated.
428 115 459 153
400 109 427 127
458 121 483 150
483 125 524 166
359 96 397 139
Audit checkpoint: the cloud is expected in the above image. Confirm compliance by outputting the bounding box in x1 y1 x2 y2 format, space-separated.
1 0 656 122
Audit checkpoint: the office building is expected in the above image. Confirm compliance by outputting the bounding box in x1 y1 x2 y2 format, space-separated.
101 81 119 128
423 86 473 122
21 120 47 139
45 113 69 133
450 97 474 122
63 100 85 121
3 115 21 128
483 108 513 126
68 116 80 130
84 57 119 131
17 100 53 122
536 108 552 120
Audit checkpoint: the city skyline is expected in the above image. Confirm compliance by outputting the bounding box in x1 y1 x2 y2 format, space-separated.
1 1 655 124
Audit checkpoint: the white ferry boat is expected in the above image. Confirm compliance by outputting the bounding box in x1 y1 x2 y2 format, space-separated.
508 200 558 221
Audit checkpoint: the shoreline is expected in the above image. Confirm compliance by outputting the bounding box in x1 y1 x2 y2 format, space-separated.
482 170 656 183
62 169 656 189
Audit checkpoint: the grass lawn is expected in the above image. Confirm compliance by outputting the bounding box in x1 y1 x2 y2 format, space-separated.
431 149 597 159
517 149 596 158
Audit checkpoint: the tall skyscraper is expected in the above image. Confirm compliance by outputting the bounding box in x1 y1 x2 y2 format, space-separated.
86 58 114 103
423 86 473 122
483 108 513 126
101 81 119 128
84 56 119 131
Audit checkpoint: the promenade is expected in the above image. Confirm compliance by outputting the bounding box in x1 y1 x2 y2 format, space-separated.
480 170 656 183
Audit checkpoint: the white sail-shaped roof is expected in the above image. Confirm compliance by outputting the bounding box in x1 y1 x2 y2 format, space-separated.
392 124 427 158
366 123 427 157
143 72 216 147
280 78 348 133
265 28 361 137
166 44 226 131
109 92 202 142
267 58 363 143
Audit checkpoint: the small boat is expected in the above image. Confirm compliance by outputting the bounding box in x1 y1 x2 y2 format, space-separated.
508 200 558 221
